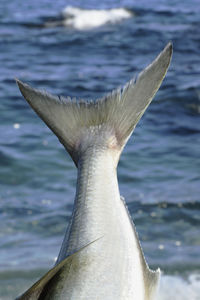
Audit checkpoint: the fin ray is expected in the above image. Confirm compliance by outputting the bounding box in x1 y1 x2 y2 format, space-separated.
16 43 172 165
16 238 101 300
120 195 160 300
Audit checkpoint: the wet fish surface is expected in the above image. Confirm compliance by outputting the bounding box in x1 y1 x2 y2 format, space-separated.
15 43 172 300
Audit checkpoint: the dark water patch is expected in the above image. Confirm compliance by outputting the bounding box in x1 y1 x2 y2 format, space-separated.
170 126 200 135
0 151 14 167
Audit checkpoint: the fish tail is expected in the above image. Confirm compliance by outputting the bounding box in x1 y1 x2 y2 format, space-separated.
16 43 172 166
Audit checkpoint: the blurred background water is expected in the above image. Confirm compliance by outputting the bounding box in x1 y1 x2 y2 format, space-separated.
0 0 200 299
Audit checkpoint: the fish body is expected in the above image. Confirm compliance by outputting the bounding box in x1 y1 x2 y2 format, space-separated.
16 43 172 300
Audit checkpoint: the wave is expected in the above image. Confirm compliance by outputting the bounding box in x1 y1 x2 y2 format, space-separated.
45 6 134 30
62 6 134 30
157 273 200 300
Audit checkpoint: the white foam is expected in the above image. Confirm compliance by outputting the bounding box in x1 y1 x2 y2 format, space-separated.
157 273 200 300
61 6 133 30
13 123 20 129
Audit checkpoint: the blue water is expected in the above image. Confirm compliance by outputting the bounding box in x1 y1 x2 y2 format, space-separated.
0 0 200 299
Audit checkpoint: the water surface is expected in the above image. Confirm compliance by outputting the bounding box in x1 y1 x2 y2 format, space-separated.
0 0 200 299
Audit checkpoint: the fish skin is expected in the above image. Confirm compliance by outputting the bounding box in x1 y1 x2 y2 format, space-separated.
15 239 102 300
15 43 172 300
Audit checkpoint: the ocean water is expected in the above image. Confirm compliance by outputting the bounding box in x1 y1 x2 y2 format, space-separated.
0 0 200 299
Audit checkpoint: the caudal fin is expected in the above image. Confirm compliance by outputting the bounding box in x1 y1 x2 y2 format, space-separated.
16 43 172 165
